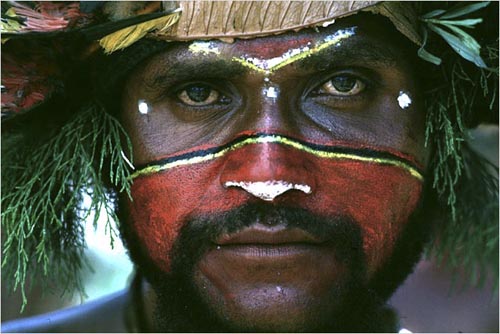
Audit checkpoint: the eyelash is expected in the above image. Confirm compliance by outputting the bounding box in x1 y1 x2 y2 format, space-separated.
167 69 376 111
172 80 225 99
307 70 374 99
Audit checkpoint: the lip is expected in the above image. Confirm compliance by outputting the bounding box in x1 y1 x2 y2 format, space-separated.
216 224 324 246
202 224 336 271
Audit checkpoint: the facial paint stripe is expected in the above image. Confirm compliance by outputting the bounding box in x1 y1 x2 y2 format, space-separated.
130 133 424 181
134 133 422 171
128 151 423 273
231 27 356 74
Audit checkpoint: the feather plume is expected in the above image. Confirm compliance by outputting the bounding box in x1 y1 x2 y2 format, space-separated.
3 2 83 33
99 9 181 54
1 8 22 34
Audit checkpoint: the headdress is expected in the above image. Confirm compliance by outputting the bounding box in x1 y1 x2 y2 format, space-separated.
1 1 498 309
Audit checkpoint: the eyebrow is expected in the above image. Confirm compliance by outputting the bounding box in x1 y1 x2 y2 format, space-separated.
146 34 400 88
296 37 399 71
231 35 399 76
230 28 358 73
149 57 247 87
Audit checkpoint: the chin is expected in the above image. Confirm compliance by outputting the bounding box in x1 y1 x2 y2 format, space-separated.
119 188 435 332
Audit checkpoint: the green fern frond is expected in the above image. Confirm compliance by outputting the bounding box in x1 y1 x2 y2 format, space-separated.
423 36 499 288
1 103 133 311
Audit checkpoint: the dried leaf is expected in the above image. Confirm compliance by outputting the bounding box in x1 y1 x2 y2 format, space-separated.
156 1 378 41
364 2 422 45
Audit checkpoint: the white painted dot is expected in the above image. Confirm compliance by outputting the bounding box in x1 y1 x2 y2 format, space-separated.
189 41 220 55
322 19 336 27
264 86 279 98
138 100 149 114
397 91 412 109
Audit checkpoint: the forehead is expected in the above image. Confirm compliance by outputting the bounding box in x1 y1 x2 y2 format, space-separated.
123 12 426 164
141 13 409 74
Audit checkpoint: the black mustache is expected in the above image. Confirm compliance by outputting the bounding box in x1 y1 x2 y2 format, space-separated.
170 202 365 274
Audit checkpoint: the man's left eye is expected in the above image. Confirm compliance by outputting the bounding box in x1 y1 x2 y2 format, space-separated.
177 84 228 106
320 75 365 96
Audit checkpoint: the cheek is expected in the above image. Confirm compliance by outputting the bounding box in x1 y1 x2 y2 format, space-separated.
127 159 254 272
126 159 226 272
294 159 422 276
126 142 422 275
221 143 423 275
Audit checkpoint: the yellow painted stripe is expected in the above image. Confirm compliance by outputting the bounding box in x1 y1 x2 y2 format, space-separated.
231 29 355 74
130 135 423 181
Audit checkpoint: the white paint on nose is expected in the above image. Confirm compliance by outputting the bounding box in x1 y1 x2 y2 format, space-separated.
263 86 279 98
224 180 312 201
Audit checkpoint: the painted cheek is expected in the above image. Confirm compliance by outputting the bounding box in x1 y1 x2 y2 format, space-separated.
127 158 228 272
220 143 422 275
127 137 422 275
300 159 422 275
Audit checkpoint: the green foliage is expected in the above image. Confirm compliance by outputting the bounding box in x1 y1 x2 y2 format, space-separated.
1 104 133 310
419 2 490 68
427 148 499 290
423 36 499 288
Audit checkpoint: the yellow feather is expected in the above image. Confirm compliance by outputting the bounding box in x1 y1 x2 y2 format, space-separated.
1 8 22 34
99 10 181 54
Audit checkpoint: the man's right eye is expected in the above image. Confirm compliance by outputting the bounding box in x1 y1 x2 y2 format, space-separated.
177 84 230 106
317 74 366 97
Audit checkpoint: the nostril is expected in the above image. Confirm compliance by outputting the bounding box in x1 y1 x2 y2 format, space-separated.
223 180 312 201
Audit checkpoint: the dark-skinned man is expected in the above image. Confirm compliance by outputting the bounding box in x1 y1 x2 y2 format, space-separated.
1 1 498 332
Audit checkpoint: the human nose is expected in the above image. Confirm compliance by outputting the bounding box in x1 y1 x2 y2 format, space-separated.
218 77 317 201
219 138 315 201
221 79 316 200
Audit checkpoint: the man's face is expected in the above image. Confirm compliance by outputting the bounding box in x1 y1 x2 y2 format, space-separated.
120 14 428 331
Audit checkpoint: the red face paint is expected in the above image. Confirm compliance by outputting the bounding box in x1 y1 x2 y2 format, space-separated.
126 133 423 275
231 36 314 59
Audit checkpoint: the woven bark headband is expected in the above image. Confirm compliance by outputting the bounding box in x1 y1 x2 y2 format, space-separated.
1 1 498 309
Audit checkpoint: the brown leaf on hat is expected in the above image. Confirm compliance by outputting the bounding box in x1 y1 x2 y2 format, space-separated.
364 2 422 45
156 1 378 41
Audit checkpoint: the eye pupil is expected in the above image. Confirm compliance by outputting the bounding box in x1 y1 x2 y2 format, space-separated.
330 76 356 92
186 85 212 102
